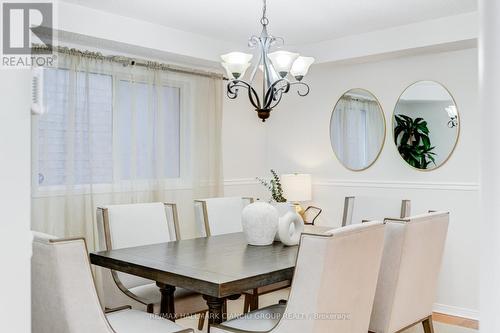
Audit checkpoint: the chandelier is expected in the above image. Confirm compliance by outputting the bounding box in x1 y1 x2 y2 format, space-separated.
220 0 314 122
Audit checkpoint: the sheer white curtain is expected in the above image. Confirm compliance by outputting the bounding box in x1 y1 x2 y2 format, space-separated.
31 53 223 251
331 97 384 169
332 98 367 170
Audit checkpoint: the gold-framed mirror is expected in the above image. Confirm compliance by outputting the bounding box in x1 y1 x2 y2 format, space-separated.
329 88 386 171
393 81 459 171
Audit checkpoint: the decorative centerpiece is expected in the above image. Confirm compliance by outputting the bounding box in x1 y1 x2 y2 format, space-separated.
277 211 304 246
255 169 304 246
242 202 279 246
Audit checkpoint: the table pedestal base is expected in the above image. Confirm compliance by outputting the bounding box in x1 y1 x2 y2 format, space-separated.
156 282 176 321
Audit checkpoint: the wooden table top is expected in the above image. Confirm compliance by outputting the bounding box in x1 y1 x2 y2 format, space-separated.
90 225 334 298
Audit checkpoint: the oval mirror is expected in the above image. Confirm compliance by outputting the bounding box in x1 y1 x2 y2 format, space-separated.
393 81 459 170
330 89 386 171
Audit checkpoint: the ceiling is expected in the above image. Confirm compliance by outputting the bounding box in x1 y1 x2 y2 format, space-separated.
61 0 477 45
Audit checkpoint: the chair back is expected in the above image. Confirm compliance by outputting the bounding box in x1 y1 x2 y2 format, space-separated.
273 221 386 333
343 196 411 226
32 236 112 333
194 197 253 236
369 211 449 333
96 202 179 289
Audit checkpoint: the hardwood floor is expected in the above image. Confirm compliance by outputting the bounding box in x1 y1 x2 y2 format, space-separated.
433 312 479 330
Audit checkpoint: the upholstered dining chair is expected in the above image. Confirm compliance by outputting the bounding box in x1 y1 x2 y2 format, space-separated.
194 197 254 236
369 211 449 333
32 234 193 333
211 221 386 333
341 196 411 227
96 202 207 329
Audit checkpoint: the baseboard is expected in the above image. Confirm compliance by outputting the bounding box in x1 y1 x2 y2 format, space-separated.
433 303 479 321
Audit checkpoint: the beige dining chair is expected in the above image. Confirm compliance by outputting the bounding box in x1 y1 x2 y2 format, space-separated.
32 233 193 333
96 202 207 329
369 211 449 333
194 197 254 237
341 196 411 227
211 221 386 333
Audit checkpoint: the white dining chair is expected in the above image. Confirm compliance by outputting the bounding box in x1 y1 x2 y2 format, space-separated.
96 202 207 329
369 211 449 333
32 234 193 333
341 196 411 227
194 197 254 237
211 221 386 333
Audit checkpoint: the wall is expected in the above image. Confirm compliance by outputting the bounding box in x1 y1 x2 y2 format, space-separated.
0 69 33 332
252 48 478 318
222 48 479 319
221 85 270 200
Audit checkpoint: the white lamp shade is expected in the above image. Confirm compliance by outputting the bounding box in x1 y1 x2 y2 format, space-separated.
220 52 253 79
268 51 300 78
290 56 315 80
281 173 312 202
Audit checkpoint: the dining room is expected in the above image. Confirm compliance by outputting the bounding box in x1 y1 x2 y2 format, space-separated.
2 0 500 332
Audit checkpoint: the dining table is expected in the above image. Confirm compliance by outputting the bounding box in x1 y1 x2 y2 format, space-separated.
89 225 332 330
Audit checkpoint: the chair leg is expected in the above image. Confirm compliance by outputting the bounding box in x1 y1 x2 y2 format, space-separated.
422 316 435 333
198 311 206 331
222 299 228 321
243 294 251 314
146 303 154 314
249 293 259 311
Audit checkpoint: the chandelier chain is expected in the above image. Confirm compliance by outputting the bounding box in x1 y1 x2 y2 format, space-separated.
260 0 269 26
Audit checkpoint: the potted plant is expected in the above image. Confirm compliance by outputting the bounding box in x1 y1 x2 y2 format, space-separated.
256 169 287 203
256 169 293 217
394 114 436 169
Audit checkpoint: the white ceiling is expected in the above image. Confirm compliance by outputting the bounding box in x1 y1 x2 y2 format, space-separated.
61 0 477 45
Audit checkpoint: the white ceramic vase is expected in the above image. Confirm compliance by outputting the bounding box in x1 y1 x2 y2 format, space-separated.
272 202 294 241
241 202 279 246
277 211 304 246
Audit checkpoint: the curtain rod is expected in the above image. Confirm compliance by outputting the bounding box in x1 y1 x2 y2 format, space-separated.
343 93 377 102
32 44 226 80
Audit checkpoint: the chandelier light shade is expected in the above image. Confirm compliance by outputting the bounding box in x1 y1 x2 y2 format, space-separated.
267 51 300 78
221 0 314 122
221 52 253 79
290 56 315 81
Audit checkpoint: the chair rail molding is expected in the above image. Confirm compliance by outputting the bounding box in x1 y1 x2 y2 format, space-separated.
314 179 480 191
224 178 480 192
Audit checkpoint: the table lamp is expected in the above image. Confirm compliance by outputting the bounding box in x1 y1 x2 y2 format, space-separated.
281 173 312 220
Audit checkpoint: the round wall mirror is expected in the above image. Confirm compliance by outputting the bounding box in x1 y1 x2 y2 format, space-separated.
330 89 386 171
393 81 459 171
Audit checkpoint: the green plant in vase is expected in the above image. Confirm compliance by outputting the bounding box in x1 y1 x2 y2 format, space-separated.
394 114 436 169
256 169 287 203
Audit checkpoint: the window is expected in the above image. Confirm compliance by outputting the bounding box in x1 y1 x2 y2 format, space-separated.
36 68 182 188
